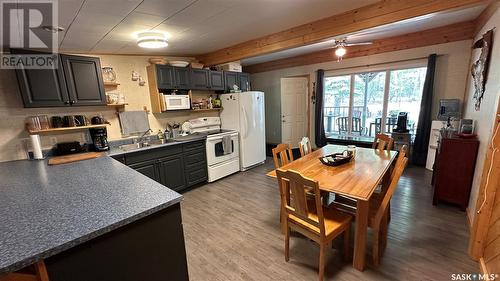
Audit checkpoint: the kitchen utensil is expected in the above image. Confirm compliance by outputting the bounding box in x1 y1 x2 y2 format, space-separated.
38 115 50 130
51 116 63 128
63 115 77 127
48 152 105 165
102 67 116 82
27 116 41 131
91 116 106 125
169 61 189 67
74 115 86 126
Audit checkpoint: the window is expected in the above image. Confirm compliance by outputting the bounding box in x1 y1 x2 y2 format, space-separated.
323 66 427 141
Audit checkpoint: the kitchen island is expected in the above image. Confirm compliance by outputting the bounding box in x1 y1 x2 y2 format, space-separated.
0 156 188 281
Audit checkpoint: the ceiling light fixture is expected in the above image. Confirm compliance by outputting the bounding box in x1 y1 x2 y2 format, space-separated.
136 31 168 49
41 25 64 33
335 46 347 59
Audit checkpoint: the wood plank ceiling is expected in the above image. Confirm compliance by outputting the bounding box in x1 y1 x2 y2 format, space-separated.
197 0 490 66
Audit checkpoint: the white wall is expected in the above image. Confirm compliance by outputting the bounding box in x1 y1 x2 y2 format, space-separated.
463 9 500 220
251 40 473 145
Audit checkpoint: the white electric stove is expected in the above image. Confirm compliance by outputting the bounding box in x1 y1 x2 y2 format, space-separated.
188 117 240 182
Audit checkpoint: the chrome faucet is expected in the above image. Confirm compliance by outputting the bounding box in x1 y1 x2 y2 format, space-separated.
134 129 153 146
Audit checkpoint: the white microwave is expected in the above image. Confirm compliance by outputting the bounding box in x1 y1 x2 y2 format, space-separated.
164 95 190 110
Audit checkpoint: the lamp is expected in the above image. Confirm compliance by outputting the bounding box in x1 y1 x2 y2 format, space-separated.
136 31 168 49
335 46 347 58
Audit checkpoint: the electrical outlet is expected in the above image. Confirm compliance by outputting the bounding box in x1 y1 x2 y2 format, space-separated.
50 137 57 146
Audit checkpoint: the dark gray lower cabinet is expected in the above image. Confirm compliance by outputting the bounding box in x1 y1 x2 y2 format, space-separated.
112 140 207 192
129 160 159 182
158 155 186 191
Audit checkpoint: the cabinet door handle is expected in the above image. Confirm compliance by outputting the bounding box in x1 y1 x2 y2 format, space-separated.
70 100 76 104
64 101 70 105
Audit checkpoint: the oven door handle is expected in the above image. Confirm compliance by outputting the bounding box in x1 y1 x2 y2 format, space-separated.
241 106 249 139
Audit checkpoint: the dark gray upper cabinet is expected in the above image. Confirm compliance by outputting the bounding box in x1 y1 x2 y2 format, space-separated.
60 54 106 106
239 72 250 91
174 67 191 89
190 69 210 90
156 65 175 89
224 71 250 92
15 58 70 107
224 71 239 92
209 71 224 90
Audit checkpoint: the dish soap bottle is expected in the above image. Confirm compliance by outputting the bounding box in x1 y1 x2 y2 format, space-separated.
157 129 165 141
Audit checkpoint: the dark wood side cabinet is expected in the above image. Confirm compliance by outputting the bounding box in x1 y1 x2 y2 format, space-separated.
45 203 189 281
432 136 479 211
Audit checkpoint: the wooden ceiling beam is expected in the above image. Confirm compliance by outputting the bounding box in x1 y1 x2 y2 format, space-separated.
243 21 476 73
474 0 500 34
197 0 489 66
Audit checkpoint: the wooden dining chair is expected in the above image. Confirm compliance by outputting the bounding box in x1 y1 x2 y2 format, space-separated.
372 133 394 151
272 143 294 169
276 169 352 281
330 147 408 266
299 137 312 157
0 261 49 281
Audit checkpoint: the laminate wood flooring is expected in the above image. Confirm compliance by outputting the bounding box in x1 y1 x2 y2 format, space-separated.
181 159 477 281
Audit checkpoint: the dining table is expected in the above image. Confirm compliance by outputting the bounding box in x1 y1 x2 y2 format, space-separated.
266 144 396 271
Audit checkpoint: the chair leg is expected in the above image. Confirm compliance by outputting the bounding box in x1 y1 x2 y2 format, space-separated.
372 227 380 266
319 243 326 281
387 202 391 222
343 225 350 262
381 212 389 253
35 261 49 281
285 221 290 262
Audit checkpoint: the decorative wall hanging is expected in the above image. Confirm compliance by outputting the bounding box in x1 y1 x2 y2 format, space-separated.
471 29 494 111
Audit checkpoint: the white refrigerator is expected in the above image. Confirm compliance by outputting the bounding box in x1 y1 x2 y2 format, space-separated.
220 91 266 171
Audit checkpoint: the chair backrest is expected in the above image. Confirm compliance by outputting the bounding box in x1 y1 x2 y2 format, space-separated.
387 117 398 132
272 143 294 169
276 169 325 235
352 117 362 133
373 146 408 227
372 133 394 151
299 137 312 157
337 117 349 133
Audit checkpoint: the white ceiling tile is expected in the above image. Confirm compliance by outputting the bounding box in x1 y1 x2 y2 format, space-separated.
134 0 195 17
122 12 166 27
58 0 85 28
79 0 143 17
163 0 237 28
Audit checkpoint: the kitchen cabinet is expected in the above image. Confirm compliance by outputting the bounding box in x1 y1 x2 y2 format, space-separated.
112 140 207 192
15 60 70 107
158 155 186 192
239 72 250 91
190 69 210 89
60 54 107 106
129 160 160 182
156 65 175 89
223 71 251 92
209 71 224 90
174 67 191 89
432 136 479 211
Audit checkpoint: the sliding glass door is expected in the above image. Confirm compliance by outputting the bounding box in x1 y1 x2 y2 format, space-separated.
323 66 427 140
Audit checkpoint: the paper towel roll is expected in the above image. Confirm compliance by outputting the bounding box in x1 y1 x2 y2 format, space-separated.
30 134 43 159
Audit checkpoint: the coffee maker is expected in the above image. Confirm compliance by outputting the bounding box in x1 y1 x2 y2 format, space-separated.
89 128 109 151
394 112 410 133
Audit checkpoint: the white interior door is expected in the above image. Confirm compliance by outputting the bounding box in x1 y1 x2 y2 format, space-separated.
281 77 308 148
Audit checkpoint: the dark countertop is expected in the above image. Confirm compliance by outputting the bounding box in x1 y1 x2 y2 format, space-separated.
0 157 183 274
107 133 207 157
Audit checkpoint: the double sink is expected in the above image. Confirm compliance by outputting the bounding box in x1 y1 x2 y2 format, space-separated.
117 133 206 152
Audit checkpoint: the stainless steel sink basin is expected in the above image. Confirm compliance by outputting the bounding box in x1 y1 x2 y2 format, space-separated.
118 139 176 151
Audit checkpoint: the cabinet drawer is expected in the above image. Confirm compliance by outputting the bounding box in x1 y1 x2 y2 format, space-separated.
185 164 208 187
183 149 206 166
126 145 182 165
183 140 205 152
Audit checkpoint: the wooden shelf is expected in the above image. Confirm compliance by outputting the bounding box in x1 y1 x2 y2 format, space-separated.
107 103 128 107
191 108 223 112
28 124 108 135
